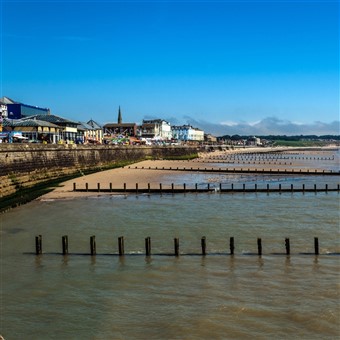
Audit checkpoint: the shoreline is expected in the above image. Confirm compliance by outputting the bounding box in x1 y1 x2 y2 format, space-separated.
38 146 339 201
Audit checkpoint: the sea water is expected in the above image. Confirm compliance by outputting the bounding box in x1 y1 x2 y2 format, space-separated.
1 149 339 339
1 189 339 339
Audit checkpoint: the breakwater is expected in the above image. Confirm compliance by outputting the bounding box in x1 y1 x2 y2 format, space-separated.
33 234 336 256
0 144 197 200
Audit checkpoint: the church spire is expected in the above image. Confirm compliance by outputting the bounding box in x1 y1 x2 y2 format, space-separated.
117 106 122 124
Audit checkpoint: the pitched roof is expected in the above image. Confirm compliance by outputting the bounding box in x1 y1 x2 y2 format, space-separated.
87 119 102 129
22 114 78 125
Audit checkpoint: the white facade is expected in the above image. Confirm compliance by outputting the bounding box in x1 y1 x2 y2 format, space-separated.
141 119 172 139
171 125 204 141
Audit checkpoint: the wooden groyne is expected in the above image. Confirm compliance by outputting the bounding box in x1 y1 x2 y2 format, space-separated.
73 182 340 194
127 165 340 176
34 235 339 256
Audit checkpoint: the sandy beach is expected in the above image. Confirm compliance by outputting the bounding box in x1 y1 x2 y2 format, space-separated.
39 146 339 200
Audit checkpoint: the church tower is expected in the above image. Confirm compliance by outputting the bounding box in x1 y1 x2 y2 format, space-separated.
117 106 122 124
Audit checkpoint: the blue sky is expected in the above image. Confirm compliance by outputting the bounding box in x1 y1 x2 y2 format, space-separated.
1 0 339 135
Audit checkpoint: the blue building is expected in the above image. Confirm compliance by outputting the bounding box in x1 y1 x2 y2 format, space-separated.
6 99 50 120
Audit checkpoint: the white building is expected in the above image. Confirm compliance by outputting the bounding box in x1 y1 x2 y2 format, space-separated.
171 125 204 142
140 119 172 139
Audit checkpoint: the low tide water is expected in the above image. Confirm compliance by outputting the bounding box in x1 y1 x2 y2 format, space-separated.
1 149 339 339
1 189 339 339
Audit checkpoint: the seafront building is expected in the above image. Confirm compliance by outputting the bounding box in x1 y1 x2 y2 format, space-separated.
0 97 207 144
171 125 204 142
139 119 172 140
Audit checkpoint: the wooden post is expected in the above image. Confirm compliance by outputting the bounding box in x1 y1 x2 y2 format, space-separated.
195 183 198 192
85 183 88 192
35 235 42 255
172 183 174 193
90 235 96 256
207 183 210 191
231 183 234 191
267 184 269 192
325 184 328 192
279 184 281 192
183 183 186 193
285 238 290 255
73 183 76 191
303 184 305 192
118 236 124 256
124 183 126 192
314 184 317 192
314 237 319 255
148 183 151 193
243 183 245 192
201 236 206 256
257 238 262 256
136 183 139 193
160 183 162 193
62 235 68 255
110 183 112 192
174 238 179 256
291 184 293 192
145 237 151 256
97 183 100 192
230 237 234 255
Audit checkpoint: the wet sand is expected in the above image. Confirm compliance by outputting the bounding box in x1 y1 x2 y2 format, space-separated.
39 146 339 200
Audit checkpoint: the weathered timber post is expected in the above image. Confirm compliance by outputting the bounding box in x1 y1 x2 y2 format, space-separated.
97 183 100 192
73 183 76 191
148 183 151 193
118 236 125 256
285 238 290 255
230 237 234 255
314 237 319 255
183 183 186 193
231 183 234 191
90 235 96 256
85 183 88 192
302 184 305 192
291 184 293 192
136 183 139 193
279 184 281 192
257 238 262 256
172 183 174 193
195 183 198 192
255 183 257 192
35 235 42 255
267 184 269 192
201 236 206 256
110 183 112 192
207 183 210 191
325 184 328 192
124 183 126 192
145 237 151 256
243 184 245 192
314 184 317 192
174 238 179 256
62 235 68 255
160 183 162 193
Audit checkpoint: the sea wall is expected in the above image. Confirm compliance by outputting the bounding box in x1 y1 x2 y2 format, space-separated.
0 144 198 198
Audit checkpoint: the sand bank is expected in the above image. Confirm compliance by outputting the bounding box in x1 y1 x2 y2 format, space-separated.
38 147 339 200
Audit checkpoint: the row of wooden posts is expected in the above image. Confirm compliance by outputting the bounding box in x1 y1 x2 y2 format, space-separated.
35 235 324 256
73 182 340 193
128 165 339 175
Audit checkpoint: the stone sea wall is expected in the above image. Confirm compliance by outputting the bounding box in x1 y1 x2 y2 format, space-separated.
0 144 198 198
